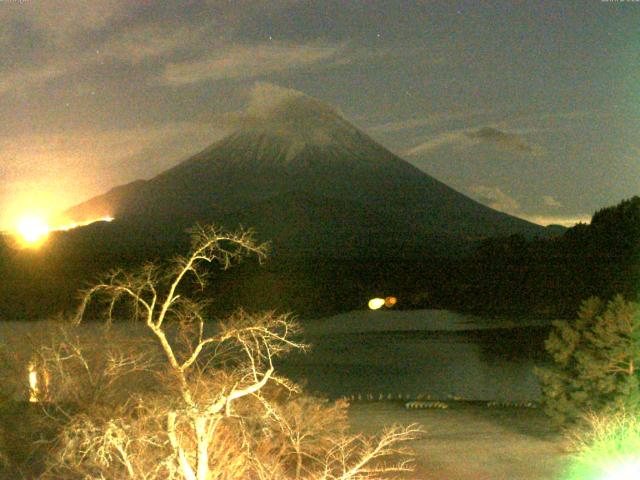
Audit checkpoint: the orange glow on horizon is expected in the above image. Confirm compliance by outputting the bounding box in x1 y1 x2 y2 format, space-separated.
54 216 115 231
16 216 50 247
12 215 115 249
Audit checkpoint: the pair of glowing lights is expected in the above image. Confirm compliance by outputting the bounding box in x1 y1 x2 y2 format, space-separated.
368 296 397 310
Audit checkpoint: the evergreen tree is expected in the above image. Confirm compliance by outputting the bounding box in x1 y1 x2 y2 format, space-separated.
537 295 640 426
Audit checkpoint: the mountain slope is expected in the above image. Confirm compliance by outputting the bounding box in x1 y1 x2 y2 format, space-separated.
63 88 544 256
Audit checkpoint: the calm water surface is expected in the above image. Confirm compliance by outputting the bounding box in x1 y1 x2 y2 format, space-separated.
278 309 551 401
1 310 552 402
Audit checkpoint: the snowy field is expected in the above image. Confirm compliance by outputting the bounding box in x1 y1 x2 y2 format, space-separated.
348 402 567 480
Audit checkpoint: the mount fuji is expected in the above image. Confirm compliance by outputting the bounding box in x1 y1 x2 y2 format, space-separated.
62 86 544 258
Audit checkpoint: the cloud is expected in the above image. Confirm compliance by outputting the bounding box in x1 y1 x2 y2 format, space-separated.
243 82 307 115
518 214 591 227
0 1 252 96
4 0 131 39
465 127 533 153
405 130 473 155
161 42 341 85
242 82 342 122
0 61 77 96
368 109 489 134
102 24 207 65
511 110 592 126
542 195 562 208
470 185 520 214
466 187 587 227
0 7 111 96
469 186 587 226
406 125 541 156
218 82 348 148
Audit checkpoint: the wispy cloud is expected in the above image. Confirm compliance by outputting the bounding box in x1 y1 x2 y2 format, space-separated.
511 110 593 125
464 127 535 153
542 195 562 208
470 185 520 214
405 130 473 155
0 61 77 96
161 42 341 85
406 125 541 156
467 187 585 227
102 24 207 65
368 109 488 134
0 1 295 96
10 0 131 38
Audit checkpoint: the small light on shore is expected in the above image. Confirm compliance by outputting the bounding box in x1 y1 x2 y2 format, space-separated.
385 296 397 307
27 361 49 403
28 362 39 403
368 296 397 310
368 298 385 310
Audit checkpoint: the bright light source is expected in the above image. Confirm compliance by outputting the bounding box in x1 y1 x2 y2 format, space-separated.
16 216 50 247
602 459 640 480
368 298 385 310
28 362 39 403
11 215 115 249
385 296 397 307
27 361 49 403
55 216 114 231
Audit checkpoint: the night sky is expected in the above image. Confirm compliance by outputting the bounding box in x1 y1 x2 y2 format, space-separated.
1 0 638 230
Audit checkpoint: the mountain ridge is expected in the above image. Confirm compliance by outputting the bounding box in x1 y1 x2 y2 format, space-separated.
62 88 546 255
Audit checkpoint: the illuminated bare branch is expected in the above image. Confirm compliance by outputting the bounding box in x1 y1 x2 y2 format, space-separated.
42 225 419 480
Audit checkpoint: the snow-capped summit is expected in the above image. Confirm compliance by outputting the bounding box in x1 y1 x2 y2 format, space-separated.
63 84 545 256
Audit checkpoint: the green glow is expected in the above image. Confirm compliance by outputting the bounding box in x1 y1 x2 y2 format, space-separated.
602 459 640 480
563 413 640 480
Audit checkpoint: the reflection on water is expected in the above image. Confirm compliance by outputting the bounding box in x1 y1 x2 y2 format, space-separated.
1 310 552 402
278 312 551 402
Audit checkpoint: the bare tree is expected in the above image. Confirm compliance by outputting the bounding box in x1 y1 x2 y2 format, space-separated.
39 225 420 480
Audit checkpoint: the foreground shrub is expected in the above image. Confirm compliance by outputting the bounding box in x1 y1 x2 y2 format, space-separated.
562 409 640 480
536 295 640 427
34 225 419 479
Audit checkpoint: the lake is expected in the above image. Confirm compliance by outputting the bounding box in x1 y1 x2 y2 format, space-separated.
279 309 552 402
0 309 553 402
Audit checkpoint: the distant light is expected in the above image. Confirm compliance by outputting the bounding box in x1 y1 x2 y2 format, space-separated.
54 216 114 232
368 298 385 310
11 215 115 249
385 296 397 307
28 362 39 403
16 216 50 247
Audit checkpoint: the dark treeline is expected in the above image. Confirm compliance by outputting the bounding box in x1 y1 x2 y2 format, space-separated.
0 196 638 321
443 196 640 318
